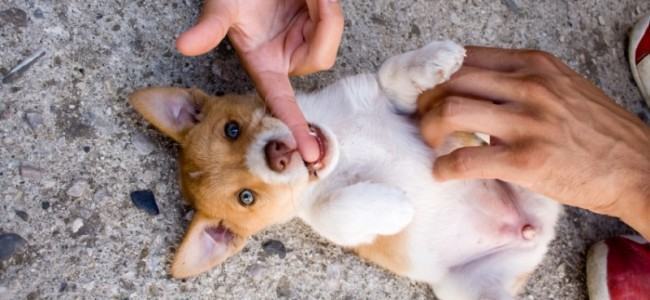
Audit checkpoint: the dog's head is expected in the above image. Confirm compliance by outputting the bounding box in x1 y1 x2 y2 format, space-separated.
130 87 338 278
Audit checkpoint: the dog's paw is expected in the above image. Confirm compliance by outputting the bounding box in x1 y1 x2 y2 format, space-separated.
407 41 465 92
378 40 465 113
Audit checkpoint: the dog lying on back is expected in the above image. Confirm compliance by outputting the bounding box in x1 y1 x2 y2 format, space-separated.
130 41 560 300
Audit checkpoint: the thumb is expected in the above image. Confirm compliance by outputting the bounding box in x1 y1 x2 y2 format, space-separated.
176 0 233 56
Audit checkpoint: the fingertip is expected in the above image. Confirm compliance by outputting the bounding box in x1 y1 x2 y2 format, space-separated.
175 28 210 56
175 31 199 56
295 131 321 162
432 157 452 181
175 17 228 56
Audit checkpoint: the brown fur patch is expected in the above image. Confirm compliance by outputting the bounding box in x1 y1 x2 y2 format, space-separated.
511 271 532 294
355 231 410 275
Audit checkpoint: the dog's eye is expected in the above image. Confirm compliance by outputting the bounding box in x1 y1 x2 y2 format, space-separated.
238 189 255 206
224 121 240 140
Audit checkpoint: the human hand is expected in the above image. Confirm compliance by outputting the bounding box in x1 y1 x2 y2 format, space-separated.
176 0 344 162
419 46 650 237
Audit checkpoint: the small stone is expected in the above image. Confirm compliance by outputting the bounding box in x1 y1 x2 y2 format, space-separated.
41 201 50 210
275 276 292 298
130 190 159 216
262 239 286 258
132 133 156 155
246 263 263 278
71 218 84 233
326 263 343 280
183 209 194 221
501 0 520 14
557 263 567 278
19 163 44 179
24 112 43 130
33 8 44 18
0 233 27 261
93 189 111 202
67 180 89 198
58 282 67 293
42 179 57 189
14 209 28 221
597 15 605 26
82 146 91 153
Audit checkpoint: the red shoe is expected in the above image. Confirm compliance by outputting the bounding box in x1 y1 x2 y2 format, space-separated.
629 14 650 107
587 235 650 300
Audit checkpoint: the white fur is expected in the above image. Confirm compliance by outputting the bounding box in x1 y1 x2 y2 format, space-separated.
252 41 561 300
306 182 414 246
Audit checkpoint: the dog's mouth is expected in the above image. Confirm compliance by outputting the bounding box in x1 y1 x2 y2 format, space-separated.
305 124 329 178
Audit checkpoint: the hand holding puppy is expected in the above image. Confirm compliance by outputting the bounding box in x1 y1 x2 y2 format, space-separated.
176 0 344 162
419 47 650 239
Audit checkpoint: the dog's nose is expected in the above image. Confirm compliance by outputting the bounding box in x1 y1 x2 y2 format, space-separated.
264 141 294 172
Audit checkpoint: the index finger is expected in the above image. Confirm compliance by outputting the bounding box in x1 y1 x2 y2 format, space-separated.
253 71 321 163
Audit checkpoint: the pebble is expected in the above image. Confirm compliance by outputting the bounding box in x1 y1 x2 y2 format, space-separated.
24 112 43 130
33 8 44 19
71 218 84 233
132 133 156 155
41 201 50 210
93 189 111 202
19 163 44 180
130 190 160 216
66 180 89 198
42 179 57 189
14 209 28 221
597 15 605 26
275 276 292 298
245 263 263 278
0 233 27 261
262 239 287 258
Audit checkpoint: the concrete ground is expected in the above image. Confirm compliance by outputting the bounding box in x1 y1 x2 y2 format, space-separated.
1 0 649 299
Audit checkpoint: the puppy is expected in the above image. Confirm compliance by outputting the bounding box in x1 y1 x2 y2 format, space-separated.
130 41 560 300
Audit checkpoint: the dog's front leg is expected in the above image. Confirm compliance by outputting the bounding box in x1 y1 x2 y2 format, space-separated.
378 41 465 113
306 182 414 247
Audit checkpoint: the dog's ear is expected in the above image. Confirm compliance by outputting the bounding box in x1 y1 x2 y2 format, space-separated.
129 87 207 142
170 213 246 278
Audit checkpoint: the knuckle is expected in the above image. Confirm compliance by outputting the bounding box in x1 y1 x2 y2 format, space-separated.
523 50 558 68
437 97 464 119
520 74 551 97
508 143 548 169
449 150 472 174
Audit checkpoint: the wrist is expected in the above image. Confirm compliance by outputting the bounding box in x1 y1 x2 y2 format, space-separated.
616 175 650 240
